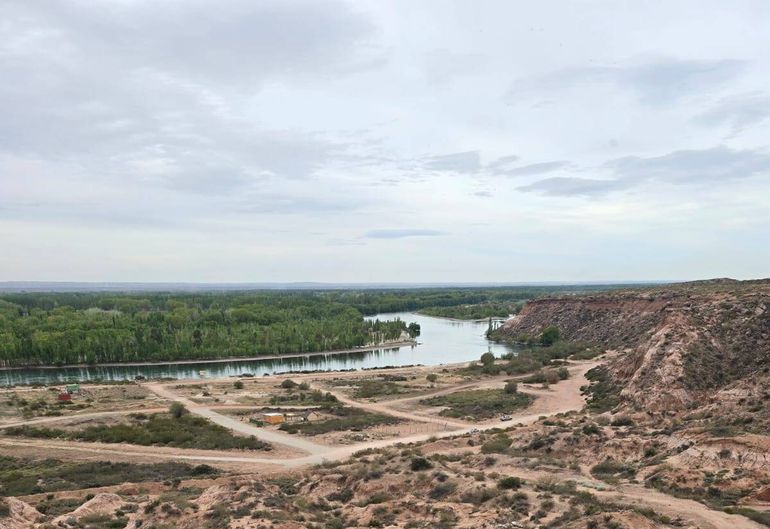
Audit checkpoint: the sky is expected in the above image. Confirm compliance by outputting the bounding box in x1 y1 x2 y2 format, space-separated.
1 0 770 283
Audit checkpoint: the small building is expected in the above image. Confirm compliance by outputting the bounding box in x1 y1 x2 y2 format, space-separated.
262 412 285 425
66 384 80 394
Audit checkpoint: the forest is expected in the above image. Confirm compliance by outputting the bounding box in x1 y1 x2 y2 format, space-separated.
0 286 623 367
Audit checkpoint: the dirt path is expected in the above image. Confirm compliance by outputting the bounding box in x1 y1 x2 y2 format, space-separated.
142 383 329 456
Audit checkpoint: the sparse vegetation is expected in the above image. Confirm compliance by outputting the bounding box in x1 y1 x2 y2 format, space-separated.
0 456 218 495
278 407 399 435
5 413 271 451
420 389 531 419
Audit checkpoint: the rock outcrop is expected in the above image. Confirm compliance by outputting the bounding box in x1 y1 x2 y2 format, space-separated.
497 279 770 410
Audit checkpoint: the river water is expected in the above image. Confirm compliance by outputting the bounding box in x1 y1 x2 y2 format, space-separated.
0 312 516 386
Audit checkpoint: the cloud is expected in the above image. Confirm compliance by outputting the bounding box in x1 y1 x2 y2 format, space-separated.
485 155 519 172
693 93 770 135
518 177 629 197
520 146 770 197
510 57 745 105
607 146 770 184
422 151 481 173
363 229 445 239
498 161 569 177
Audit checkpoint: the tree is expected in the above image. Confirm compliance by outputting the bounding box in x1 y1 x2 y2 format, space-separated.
407 322 421 337
480 352 496 366
426 373 438 383
504 381 518 394
169 402 187 419
540 325 561 346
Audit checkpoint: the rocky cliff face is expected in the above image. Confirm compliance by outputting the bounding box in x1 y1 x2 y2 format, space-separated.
497 280 770 410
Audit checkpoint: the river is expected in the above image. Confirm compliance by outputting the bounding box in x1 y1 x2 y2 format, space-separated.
0 312 516 386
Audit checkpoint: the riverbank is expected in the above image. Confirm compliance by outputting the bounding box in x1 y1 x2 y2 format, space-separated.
0 339 418 371
414 311 511 323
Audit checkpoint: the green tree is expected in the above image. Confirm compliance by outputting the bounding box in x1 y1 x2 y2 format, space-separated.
480 352 496 366
540 325 561 346
169 402 187 419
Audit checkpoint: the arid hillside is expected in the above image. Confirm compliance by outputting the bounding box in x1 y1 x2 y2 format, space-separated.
496 279 770 410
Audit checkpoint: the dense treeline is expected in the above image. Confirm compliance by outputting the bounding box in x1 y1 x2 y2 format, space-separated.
0 286 625 367
0 292 411 367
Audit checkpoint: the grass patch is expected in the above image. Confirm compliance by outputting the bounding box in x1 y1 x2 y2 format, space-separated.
278 407 400 436
420 389 532 419
5 413 271 451
0 456 218 496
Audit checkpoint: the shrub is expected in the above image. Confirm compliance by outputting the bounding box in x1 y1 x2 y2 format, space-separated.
504 381 518 394
280 379 298 389
233 380 244 389
481 434 512 454
429 481 457 500
497 476 523 490
169 402 187 418
480 352 496 366
426 374 438 383
410 457 433 471
610 416 634 427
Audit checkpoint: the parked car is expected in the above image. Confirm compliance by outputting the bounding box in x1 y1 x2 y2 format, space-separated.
500 414 512 421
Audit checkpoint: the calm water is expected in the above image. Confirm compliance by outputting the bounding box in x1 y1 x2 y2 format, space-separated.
0 312 516 385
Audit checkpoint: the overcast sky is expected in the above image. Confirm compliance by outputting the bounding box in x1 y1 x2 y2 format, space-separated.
2 1 769 283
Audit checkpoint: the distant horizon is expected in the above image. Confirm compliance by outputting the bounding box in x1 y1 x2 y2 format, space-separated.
0 278 738 294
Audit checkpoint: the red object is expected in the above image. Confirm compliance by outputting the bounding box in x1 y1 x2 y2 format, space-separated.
57 392 72 401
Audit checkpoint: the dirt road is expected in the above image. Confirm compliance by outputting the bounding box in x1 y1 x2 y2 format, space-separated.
142 383 329 456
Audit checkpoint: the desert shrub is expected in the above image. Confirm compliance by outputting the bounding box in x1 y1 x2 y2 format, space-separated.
481 434 512 454
169 402 187 418
280 379 298 389
233 380 244 389
504 381 518 394
429 481 457 500
410 457 433 471
461 486 498 505
583 366 621 412
590 459 636 482
497 476 523 490
326 488 354 503
610 416 634 427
